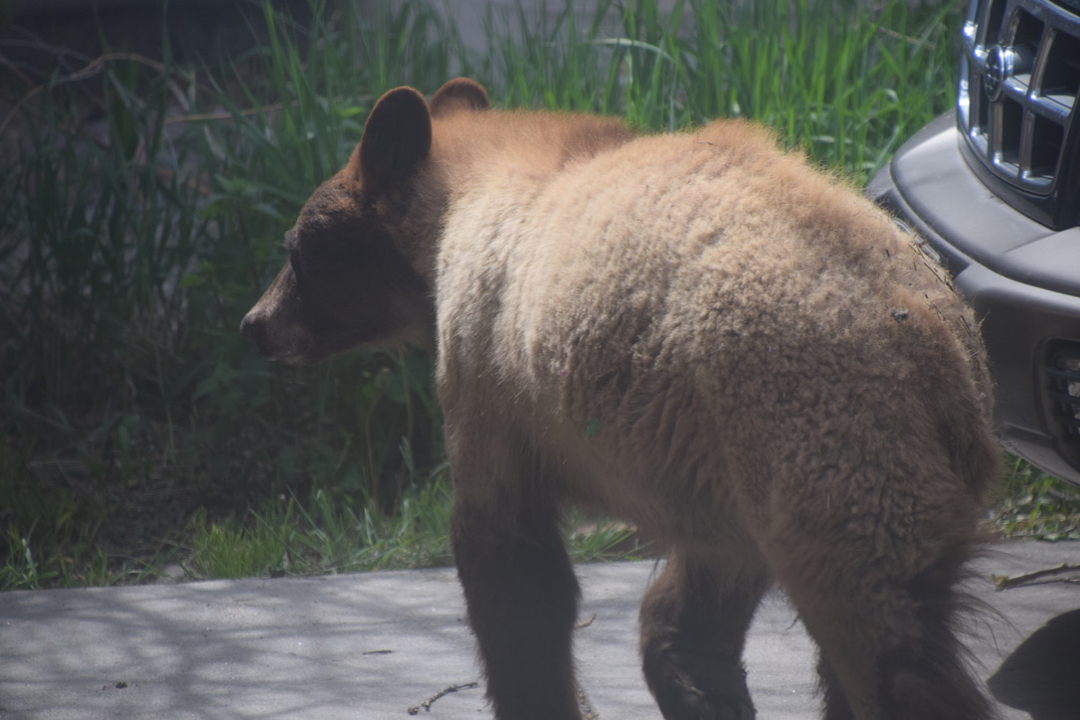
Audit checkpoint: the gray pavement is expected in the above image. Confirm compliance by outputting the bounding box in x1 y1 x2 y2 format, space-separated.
1 541 1077 719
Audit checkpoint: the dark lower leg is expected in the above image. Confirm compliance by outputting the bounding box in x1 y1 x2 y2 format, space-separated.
871 555 993 720
452 499 582 720
640 554 767 720
781 544 993 720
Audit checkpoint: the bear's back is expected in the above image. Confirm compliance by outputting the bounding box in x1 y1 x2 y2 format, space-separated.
437 117 971 382
432 114 992 533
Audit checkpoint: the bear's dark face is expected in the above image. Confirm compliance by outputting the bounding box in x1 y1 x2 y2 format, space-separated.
241 80 490 365
241 84 450 365
240 180 434 365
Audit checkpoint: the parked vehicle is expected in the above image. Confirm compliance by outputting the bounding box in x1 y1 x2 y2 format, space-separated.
868 0 1080 486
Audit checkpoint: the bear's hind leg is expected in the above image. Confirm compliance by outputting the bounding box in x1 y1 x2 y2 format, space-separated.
809 554 991 720
765 520 993 720
452 495 582 720
640 551 769 720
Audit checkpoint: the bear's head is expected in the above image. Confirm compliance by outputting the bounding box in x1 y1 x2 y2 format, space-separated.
240 79 490 364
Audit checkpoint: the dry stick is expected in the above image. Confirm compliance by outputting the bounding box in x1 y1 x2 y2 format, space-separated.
164 104 285 124
576 684 601 720
401 617 600 714
403 680 600 718
406 682 480 715
0 49 219 197
994 562 1080 590
0 51 178 136
0 47 292 142
0 45 367 197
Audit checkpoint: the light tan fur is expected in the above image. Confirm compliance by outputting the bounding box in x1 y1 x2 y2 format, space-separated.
242 79 998 720
430 110 990 536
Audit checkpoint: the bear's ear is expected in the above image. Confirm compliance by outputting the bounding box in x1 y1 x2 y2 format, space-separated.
356 86 432 197
429 78 491 118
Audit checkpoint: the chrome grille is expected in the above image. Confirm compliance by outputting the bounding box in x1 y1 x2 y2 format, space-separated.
958 0 1080 228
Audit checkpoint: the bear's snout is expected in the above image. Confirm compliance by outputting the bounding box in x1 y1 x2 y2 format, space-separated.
239 312 267 354
241 311 288 361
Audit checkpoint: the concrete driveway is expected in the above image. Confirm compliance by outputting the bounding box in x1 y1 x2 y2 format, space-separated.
1 541 1078 719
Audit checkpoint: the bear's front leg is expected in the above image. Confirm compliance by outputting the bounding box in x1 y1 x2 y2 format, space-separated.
452 491 582 720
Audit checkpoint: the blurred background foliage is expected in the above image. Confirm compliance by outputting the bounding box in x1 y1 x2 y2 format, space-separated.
2 0 1076 589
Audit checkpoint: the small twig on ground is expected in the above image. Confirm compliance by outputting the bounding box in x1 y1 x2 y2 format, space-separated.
577 684 600 719
576 613 596 629
407 682 480 715
994 562 1080 590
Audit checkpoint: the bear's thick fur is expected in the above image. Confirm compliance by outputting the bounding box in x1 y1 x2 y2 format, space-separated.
242 78 999 720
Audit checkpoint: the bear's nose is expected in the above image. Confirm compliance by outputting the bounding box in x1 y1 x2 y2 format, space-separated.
240 313 268 354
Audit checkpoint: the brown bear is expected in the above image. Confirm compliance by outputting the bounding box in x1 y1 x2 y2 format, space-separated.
241 78 999 720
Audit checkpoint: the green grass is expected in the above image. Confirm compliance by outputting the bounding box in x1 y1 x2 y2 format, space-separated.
184 471 455 580
181 472 646 582
987 457 1080 541
480 0 955 180
2 0 1077 591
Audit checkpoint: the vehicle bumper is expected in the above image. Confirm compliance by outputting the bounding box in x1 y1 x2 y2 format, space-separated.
868 111 1080 487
